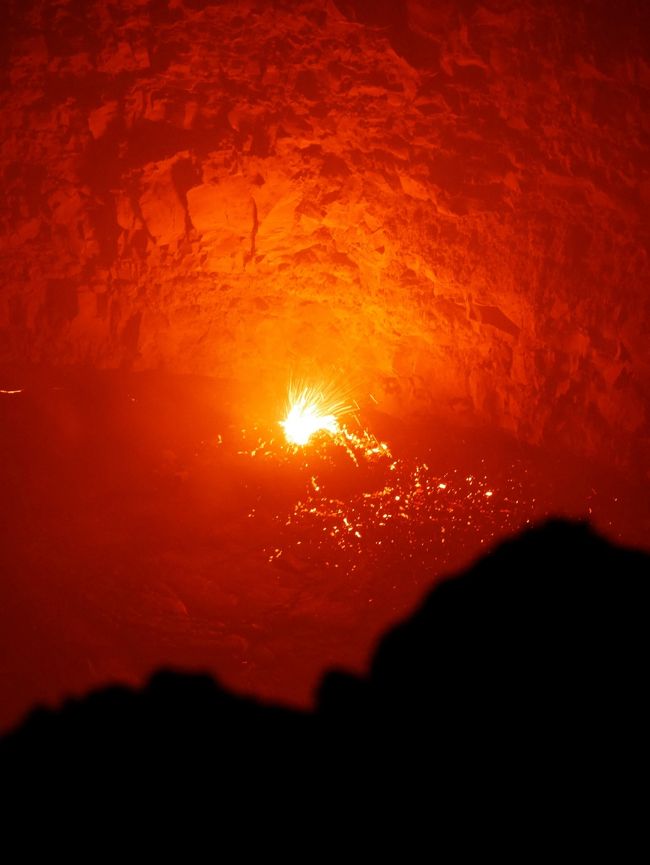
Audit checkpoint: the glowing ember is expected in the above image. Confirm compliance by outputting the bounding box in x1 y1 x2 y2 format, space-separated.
209 381 632 591
215 395 637 602
280 384 350 446
229 419 542 580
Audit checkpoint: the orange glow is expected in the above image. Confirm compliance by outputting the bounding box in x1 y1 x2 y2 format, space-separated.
280 383 350 446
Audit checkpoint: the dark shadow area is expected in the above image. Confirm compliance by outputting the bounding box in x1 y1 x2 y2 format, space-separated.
2 519 648 813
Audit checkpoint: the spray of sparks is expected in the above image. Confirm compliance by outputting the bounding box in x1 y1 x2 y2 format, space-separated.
208 382 630 590
214 384 540 587
278 382 391 466
229 414 536 583
280 383 350 446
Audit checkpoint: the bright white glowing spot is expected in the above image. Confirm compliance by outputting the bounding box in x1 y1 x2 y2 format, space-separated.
280 383 349 446
485 490 493 497
0 388 23 394
281 404 338 445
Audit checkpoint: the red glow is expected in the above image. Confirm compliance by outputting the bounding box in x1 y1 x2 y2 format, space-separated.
0 0 648 734
1 376 648 733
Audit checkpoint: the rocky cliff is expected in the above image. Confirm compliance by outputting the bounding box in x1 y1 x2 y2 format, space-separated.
1 0 648 469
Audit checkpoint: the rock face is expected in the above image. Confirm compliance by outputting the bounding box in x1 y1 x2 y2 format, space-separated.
0 0 648 469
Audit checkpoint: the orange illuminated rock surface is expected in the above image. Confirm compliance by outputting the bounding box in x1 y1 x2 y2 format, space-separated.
0 0 648 470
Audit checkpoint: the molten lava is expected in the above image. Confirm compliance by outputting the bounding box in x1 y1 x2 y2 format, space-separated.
280 384 350 446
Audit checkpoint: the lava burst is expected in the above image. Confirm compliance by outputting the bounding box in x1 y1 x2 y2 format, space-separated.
280 383 350 446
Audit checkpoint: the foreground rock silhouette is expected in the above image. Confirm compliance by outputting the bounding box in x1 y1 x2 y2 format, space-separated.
2 519 648 822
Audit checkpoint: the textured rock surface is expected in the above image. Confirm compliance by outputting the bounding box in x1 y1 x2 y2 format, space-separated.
1 0 648 469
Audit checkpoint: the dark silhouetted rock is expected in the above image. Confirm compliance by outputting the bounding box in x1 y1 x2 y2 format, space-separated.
2 520 648 823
